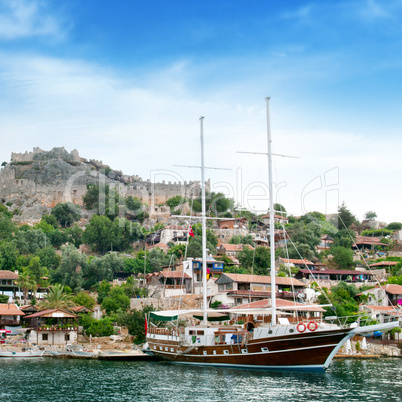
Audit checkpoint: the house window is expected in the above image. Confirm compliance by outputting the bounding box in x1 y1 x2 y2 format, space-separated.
225 283 233 290
65 334 70 341
218 284 224 291
42 334 48 341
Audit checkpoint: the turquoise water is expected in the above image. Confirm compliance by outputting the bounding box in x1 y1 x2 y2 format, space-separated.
0 358 401 401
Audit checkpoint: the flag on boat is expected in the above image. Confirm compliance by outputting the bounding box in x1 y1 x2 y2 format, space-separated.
144 315 148 334
188 225 195 238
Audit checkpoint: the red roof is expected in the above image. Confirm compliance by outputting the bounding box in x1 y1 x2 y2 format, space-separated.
222 273 306 287
382 284 402 295
234 298 325 312
0 270 19 280
368 261 399 267
362 305 396 312
220 244 254 252
0 304 25 316
280 258 314 265
25 309 78 319
158 271 191 279
298 269 372 276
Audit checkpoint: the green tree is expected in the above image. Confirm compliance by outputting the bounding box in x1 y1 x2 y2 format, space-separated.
0 214 15 242
15 228 48 255
102 286 130 315
51 202 82 227
80 315 114 337
35 246 61 271
97 280 111 304
166 195 187 210
386 222 402 231
0 242 19 271
18 272 37 305
39 283 76 310
41 214 59 228
273 203 287 216
64 224 84 248
72 292 96 309
330 246 354 269
83 215 115 253
115 306 153 343
364 211 377 221
25 256 48 285
49 229 69 248
126 196 142 212
336 202 357 229
52 244 87 292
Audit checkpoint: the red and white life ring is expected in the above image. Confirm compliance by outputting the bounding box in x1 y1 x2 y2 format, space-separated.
296 323 306 333
307 321 318 332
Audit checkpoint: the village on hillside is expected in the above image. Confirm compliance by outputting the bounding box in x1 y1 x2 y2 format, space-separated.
0 148 401 354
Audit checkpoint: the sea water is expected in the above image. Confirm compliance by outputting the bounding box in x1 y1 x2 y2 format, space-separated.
0 358 401 401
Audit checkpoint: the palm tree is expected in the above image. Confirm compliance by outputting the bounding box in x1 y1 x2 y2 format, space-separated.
39 284 76 310
18 272 37 305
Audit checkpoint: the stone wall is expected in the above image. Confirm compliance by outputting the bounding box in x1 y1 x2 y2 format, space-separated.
0 147 209 224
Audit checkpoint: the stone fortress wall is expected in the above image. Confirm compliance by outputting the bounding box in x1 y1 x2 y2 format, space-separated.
0 147 208 223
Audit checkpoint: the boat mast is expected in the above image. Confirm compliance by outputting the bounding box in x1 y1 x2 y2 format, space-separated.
200 116 208 325
266 97 276 325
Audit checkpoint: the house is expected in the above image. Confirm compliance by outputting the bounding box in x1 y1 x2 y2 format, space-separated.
359 305 401 323
295 269 374 285
0 303 25 329
316 235 334 252
0 270 20 300
279 258 315 269
147 242 170 253
153 271 192 297
213 273 306 306
353 236 387 251
218 218 248 230
218 243 253 256
368 261 399 271
183 256 224 284
23 309 79 346
259 214 289 225
160 225 189 245
72 306 94 314
19 304 39 316
358 284 402 307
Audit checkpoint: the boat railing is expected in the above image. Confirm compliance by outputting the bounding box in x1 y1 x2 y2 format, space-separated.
148 327 180 337
324 314 400 328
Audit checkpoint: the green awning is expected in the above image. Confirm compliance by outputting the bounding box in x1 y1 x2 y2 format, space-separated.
150 312 179 321
192 312 230 322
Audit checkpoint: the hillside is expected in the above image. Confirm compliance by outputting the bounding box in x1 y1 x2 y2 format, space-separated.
0 147 201 224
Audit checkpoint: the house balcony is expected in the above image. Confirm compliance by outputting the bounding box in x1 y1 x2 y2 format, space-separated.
0 319 19 326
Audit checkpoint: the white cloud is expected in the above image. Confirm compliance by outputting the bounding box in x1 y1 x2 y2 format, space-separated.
0 0 63 40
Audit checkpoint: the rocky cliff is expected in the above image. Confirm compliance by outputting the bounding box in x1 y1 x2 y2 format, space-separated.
0 147 204 224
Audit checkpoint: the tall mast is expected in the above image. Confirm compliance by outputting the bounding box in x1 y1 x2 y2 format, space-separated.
200 116 208 325
266 97 276 325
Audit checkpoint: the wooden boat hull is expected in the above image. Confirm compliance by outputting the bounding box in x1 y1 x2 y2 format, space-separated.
147 328 352 372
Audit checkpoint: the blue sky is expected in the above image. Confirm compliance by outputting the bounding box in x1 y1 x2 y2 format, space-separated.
0 0 401 223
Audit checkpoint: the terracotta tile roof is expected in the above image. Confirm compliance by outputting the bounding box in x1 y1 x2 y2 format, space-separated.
280 258 314 265
0 270 19 280
220 244 254 252
382 284 402 294
72 306 94 313
147 242 169 250
222 273 306 287
354 236 387 246
368 261 399 267
234 298 325 312
25 309 78 319
298 269 372 276
0 303 25 316
158 271 191 279
362 305 396 311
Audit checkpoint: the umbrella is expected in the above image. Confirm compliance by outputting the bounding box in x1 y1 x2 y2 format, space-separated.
345 339 352 355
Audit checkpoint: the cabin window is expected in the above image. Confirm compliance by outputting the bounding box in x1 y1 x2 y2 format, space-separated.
65 334 70 341
189 330 195 335
42 334 48 341
203 351 207 355
196 331 204 336
153 346 156 350
213 350 217 355
170 348 174 352
165 347 168 351
261 347 268 352
223 350 229 355
241 349 248 354
159 346 163 350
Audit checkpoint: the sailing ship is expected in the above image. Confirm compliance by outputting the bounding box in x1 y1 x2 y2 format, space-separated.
145 99 400 372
